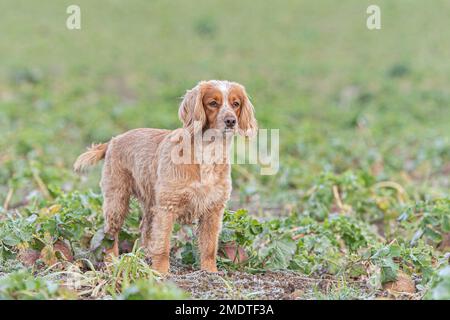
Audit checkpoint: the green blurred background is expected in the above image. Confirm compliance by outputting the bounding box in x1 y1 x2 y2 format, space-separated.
0 0 449 213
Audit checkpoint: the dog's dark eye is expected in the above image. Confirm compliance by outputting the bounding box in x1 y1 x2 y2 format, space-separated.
232 101 240 108
209 101 218 107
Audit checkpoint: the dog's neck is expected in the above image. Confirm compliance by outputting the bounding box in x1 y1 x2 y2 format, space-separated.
170 127 234 167
194 132 233 166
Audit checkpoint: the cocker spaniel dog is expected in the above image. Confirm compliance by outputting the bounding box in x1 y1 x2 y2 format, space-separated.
74 80 257 273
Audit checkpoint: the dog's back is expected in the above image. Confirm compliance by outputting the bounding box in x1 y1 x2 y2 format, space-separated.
74 128 170 174
74 128 171 204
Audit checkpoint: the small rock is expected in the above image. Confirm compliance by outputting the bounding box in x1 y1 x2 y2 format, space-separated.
290 289 304 299
383 271 416 293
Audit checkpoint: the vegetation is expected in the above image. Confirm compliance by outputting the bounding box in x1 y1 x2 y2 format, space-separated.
0 0 449 299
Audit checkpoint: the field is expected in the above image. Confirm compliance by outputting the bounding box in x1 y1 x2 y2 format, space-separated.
0 0 449 300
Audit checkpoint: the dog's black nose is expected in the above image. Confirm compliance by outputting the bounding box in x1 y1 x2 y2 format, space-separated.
224 116 236 128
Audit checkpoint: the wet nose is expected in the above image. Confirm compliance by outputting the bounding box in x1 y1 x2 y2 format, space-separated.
224 116 237 128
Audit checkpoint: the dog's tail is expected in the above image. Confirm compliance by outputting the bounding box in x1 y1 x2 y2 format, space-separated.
73 142 109 173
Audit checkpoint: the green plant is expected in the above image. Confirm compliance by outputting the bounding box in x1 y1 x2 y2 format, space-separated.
399 199 450 245
118 279 188 300
0 270 76 300
426 265 450 300
105 243 158 296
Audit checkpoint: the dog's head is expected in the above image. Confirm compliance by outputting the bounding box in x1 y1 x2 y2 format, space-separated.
178 80 257 137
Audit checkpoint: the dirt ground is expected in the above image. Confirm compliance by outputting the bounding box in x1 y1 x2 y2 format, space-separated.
166 261 372 300
165 259 424 300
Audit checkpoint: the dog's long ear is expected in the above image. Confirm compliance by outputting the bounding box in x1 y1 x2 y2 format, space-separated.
238 86 258 137
178 83 206 134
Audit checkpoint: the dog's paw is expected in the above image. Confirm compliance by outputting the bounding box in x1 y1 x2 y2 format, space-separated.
152 257 170 275
200 264 219 273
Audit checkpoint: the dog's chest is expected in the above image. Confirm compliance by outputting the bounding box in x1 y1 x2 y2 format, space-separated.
199 164 222 185
184 164 231 213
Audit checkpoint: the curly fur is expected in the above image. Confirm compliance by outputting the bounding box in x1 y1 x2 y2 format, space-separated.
73 143 109 173
74 80 257 273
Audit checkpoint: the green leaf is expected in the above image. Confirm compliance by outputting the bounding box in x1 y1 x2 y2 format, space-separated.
442 215 450 232
264 237 296 270
90 228 105 251
388 244 401 257
423 227 442 243
380 258 399 284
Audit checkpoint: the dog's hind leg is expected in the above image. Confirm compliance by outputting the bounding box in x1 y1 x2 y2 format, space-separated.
139 202 154 257
101 163 132 258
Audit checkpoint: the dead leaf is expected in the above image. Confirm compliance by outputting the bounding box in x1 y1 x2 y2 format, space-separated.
54 240 74 262
220 242 248 264
438 233 450 251
17 248 40 266
39 204 61 217
120 240 133 253
40 245 58 266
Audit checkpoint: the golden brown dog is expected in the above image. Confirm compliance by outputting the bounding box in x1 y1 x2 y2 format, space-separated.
74 80 257 273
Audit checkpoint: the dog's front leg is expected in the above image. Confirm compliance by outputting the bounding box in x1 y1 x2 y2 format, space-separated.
149 206 174 274
198 207 224 272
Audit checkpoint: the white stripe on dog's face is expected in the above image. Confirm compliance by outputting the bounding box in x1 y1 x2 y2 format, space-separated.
218 81 229 100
